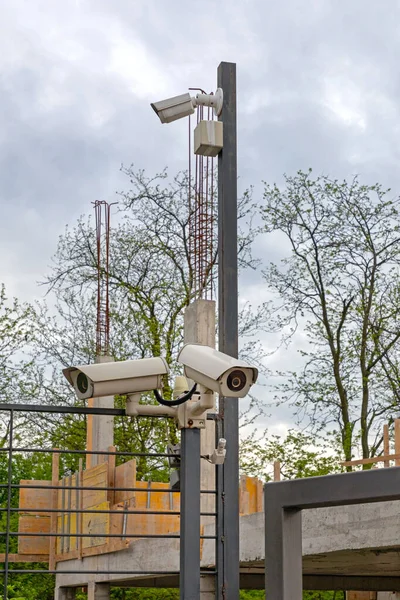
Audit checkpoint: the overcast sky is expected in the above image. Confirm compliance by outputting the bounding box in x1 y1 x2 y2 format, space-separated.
2 0 400 434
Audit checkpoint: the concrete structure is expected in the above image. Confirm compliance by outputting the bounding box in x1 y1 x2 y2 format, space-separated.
183 299 216 516
55 498 400 596
183 299 216 600
87 355 114 468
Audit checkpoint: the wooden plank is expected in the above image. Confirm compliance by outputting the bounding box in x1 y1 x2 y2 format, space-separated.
341 452 400 467
114 460 136 504
55 548 80 563
82 539 128 558
256 479 263 513
82 501 110 548
77 458 83 559
346 593 376 600
273 460 281 481
57 513 77 556
18 516 50 555
383 424 390 468
134 481 179 512
239 475 250 515
81 463 108 508
395 419 400 467
0 553 49 563
86 397 94 469
108 446 116 505
49 451 59 571
19 480 51 516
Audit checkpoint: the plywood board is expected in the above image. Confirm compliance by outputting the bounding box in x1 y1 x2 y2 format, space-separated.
19 480 51 516
57 474 79 511
49 452 59 571
239 476 263 515
114 460 136 504
56 514 77 555
82 501 110 548
134 481 179 512
18 516 50 555
81 463 108 508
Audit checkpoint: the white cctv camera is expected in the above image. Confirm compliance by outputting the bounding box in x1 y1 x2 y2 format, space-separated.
151 93 196 124
63 357 169 400
151 89 223 124
177 344 258 398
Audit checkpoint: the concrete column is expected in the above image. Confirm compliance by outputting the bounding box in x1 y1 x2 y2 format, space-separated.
87 355 114 468
184 299 216 598
200 574 216 599
55 587 76 600
87 582 110 600
184 299 216 512
377 594 400 600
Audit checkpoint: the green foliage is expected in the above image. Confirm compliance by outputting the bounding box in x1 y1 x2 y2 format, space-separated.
240 429 342 481
110 588 179 600
262 170 400 462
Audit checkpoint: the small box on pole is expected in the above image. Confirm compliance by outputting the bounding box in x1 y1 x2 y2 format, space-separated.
194 120 223 157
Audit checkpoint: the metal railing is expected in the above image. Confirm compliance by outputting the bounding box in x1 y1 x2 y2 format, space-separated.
0 404 218 599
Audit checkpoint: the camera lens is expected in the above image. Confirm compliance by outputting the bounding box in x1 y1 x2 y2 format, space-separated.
226 370 246 392
77 373 89 395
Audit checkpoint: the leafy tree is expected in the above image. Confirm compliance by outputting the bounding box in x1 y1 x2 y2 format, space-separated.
240 429 342 482
0 286 39 447
29 168 265 477
261 170 400 462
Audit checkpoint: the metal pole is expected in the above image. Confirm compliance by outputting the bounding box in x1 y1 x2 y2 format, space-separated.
4 410 14 600
217 61 239 600
180 427 201 600
264 484 302 599
215 415 224 599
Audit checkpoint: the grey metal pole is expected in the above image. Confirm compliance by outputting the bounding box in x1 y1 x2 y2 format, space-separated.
180 427 201 600
264 484 302 599
217 61 239 600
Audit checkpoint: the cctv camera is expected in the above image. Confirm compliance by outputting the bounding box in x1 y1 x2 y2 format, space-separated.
151 88 224 124
151 93 195 124
177 344 258 398
63 357 169 400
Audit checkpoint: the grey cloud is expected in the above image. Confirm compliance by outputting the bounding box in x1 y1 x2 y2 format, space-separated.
1 0 400 431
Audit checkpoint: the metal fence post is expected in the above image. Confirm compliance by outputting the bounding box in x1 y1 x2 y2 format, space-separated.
217 61 239 600
4 409 14 600
180 427 201 600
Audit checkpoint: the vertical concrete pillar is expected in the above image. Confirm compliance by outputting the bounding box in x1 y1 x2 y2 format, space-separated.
184 299 216 511
56 587 76 600
184 299 216 597
87 355 114 468
87 582 110 600
377 594 400 600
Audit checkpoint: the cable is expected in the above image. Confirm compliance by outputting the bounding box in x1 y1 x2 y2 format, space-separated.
153 383 197 407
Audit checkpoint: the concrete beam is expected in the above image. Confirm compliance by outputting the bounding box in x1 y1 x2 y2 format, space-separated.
239 574 400 591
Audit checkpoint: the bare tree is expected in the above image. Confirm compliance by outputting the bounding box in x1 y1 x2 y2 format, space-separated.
262 170 400 462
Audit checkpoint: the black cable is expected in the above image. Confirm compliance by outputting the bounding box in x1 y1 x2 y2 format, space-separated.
153 383 197 407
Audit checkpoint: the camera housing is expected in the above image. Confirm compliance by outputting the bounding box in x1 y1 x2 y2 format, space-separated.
151 93 195 124
151 89 224 124
63 357 169 400
177 344 258 398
